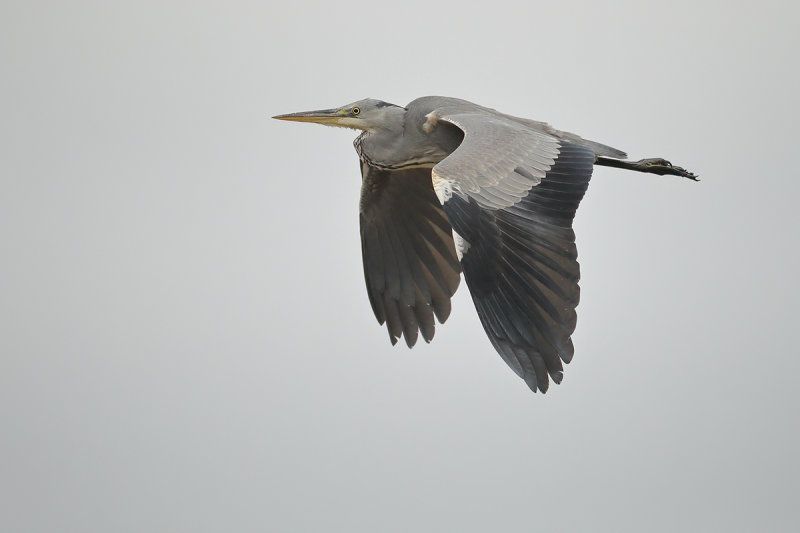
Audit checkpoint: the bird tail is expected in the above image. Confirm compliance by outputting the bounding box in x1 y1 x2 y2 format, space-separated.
574 137 627 159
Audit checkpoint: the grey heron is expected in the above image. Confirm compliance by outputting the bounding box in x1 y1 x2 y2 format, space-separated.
274 96 697 393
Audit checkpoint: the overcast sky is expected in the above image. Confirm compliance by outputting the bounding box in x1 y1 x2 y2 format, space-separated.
1 1 799 532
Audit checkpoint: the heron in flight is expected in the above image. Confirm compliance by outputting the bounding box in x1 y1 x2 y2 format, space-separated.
274 96 696 393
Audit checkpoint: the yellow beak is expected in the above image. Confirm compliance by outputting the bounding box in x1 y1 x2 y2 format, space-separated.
272 108 343 126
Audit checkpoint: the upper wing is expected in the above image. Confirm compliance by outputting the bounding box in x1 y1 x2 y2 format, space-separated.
359 161 462 347
430 107 595 392
431 113 560 209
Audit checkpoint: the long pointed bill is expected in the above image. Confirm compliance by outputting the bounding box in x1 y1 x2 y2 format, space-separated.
272 108 343 126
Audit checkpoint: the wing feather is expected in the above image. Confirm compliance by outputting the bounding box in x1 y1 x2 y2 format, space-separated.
359 163 462 347
431 113 560 209
431 128 595 392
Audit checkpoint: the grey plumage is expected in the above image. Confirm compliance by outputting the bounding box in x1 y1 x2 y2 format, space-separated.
274 96 697 393
359 162 461 347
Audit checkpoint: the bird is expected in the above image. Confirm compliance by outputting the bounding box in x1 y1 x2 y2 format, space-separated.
274 96 697 393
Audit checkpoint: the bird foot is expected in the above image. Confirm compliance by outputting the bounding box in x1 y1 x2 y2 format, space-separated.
637 158 699 181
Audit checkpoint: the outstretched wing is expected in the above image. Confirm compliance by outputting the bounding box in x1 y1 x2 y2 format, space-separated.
430 106 595 392
359 161 462 347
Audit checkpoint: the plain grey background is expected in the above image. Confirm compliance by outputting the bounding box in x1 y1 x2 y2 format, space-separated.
2 1 798 531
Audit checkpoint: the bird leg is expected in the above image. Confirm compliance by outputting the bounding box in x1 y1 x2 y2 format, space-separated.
595 156 699 181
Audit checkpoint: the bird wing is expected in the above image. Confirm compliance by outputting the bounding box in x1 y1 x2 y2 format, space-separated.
430 109 594 392
359 161 462 347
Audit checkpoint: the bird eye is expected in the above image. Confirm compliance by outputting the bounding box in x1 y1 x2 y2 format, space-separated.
352 107 360 115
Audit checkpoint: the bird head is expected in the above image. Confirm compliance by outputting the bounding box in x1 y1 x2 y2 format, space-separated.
273 98 404 131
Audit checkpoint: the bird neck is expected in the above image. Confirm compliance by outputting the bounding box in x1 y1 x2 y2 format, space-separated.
366 105 407 134
355 108 407 167
354 106 454 170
